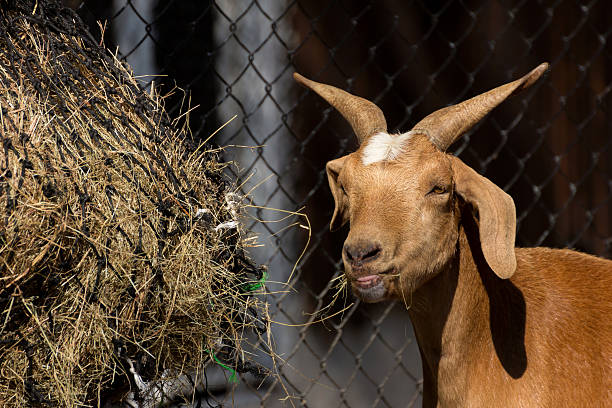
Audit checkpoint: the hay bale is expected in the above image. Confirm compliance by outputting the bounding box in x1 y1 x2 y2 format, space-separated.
0 1 269 406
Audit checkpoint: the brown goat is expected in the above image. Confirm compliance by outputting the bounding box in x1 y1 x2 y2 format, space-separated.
294 64 612 407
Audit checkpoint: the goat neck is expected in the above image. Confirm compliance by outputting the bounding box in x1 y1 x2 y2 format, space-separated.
407 210 521 407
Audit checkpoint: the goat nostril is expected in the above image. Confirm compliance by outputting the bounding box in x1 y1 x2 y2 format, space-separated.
344 243 381 264
362 246 381 261
344 246 352 261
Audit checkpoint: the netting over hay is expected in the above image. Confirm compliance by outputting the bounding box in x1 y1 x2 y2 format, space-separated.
0 0 270 406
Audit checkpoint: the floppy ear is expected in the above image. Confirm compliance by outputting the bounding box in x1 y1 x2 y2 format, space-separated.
450 156 517 279
326 156 350 231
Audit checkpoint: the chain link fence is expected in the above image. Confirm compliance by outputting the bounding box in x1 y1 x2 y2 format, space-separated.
73 0 612 406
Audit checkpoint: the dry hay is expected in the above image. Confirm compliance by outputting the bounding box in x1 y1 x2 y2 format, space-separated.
0 1 270 406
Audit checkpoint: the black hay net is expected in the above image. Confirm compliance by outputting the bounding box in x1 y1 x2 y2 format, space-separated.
0 0 270 406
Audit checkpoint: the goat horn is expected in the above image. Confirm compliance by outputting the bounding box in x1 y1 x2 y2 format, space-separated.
293 73 387 144
411 62 550 151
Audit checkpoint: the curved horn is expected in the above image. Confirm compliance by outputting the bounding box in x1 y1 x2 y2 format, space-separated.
293 72 387 145
412 62 550 151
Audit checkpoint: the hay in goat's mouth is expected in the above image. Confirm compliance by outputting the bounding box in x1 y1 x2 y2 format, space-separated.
0 1 269 406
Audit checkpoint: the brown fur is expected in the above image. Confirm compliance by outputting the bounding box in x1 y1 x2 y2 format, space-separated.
330 135 612 407
410 213 612 407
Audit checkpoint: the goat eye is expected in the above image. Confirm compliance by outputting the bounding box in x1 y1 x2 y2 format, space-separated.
429 185 447 195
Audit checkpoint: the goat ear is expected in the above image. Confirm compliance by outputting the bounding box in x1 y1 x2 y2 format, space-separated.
326 156 350 231
451 157 517 279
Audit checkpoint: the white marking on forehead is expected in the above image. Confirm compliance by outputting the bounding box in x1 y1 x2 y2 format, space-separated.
361 131 415 166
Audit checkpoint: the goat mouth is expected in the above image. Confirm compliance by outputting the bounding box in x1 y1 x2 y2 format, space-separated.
352 275 387 302
353 268 395 289
355 274 382 289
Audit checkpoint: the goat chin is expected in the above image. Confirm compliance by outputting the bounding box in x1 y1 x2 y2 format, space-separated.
351 279 386 303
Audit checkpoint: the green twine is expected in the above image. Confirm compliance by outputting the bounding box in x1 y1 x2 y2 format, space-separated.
241 269 268 292
207 349 238 383
207 271 266 383
205 270 266 383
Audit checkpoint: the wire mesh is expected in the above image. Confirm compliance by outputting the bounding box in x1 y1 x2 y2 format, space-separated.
71 0 612 406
